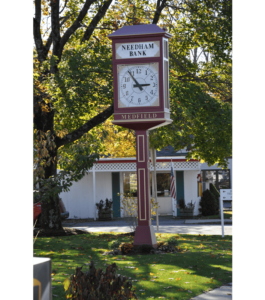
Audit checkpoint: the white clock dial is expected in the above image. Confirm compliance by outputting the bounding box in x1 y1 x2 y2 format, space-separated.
117 63 159 107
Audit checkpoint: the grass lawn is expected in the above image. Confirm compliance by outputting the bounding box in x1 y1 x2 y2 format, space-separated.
34 232 232 300
200 211 232 220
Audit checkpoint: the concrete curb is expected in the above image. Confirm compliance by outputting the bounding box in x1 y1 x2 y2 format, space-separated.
185 219 232 225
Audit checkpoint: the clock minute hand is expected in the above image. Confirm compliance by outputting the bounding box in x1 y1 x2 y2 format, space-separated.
133 83 150 88
128 71 143 91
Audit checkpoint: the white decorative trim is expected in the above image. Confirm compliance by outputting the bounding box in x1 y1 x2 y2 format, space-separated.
137 135 145 162
93 160 200 172
138 168 146 221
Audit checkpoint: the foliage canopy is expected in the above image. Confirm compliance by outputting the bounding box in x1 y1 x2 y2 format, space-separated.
33 0 232 228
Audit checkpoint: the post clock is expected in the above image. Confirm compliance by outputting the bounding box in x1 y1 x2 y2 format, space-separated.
108 24 172 247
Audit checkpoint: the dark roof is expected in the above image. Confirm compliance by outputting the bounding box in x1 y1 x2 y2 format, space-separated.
108 24 166 38
156 145 188 157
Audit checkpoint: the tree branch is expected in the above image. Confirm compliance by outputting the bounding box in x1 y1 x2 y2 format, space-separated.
59 14 73 27
59 0 96 57
43 33 53 57
152 0 167 25
170 53 231 98
55 105 114 147
59 0 69 14
33 0 45 63
51 0 61 73
81 0 113 43
223 97 232 103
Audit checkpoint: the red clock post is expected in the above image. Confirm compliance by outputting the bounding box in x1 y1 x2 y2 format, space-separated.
108 24 172 247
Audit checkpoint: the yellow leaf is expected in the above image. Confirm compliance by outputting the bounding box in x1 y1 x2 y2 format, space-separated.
150 273 154 275
176 277 181 281
63 278 71 291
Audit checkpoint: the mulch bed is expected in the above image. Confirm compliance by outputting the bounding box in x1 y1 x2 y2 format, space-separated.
104 244 179 256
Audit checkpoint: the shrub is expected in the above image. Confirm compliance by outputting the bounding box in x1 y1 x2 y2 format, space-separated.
138 244 154 254
210 183 220 213
157 242 176 252
178 199 185 209
157 241 165 248
119 242 134 254
63 261 137 300
178 199 195 210
96 199 104 210
96 198 113 211
167 237 178 247
109 240 120 250
199 189 217 216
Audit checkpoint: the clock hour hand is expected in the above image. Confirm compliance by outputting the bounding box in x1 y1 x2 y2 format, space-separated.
128 71 143 91
133 83 150 88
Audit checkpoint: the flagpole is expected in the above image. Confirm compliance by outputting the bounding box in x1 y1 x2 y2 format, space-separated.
171 159 177 218
153 148 159 233
171 158 174 217
150 148 159 233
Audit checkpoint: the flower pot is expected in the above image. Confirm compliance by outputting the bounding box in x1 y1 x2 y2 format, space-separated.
179 208 194 218
98 209 113 221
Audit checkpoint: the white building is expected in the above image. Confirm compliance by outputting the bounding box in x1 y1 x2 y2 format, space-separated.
60 157 200 219
60 147 232 219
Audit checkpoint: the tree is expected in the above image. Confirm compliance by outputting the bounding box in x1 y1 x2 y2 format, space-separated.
210 183 220 214
199 189 218 216
33 0 232 231
150 0 232 166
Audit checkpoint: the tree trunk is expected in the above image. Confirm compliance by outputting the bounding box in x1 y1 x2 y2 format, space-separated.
35 105 63 231
40 146 63 231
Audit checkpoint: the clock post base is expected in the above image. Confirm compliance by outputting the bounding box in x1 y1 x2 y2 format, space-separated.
133 225 157 248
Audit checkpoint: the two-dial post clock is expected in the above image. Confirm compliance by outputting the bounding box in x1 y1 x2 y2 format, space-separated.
108 24 172 248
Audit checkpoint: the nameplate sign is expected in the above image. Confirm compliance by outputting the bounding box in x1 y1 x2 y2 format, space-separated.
220 189 232 201
115 41 160 59
116 113 162 120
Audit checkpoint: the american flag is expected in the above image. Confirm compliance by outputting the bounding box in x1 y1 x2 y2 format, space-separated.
170 161 176 200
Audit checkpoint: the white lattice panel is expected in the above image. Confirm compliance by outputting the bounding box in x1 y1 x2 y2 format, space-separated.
150 161 200 171
95 163 136 172
94 160 200 172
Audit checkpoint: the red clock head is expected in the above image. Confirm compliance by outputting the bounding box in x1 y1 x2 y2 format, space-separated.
108 24 172 131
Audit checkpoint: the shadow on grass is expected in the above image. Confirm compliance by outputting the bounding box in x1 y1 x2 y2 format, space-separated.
34 233 232 299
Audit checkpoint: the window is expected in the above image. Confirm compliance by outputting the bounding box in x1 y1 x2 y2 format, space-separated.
156 173 171 197
123 172 171 198
123 172 137 197
202 169 231 191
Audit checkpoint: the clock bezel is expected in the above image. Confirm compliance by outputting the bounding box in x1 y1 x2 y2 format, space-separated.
113 58 164 113
117 62 160 108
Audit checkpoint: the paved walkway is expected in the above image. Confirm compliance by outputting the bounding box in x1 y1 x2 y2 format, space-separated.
191 282 265 300
190 283 232 299
70 224 231 235
63 216 232 235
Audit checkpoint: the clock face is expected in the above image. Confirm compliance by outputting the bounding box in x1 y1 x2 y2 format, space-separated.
117 63 159 108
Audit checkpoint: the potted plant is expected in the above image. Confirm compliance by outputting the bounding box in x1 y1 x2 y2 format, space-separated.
96 198 113 220
178 199 196 218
